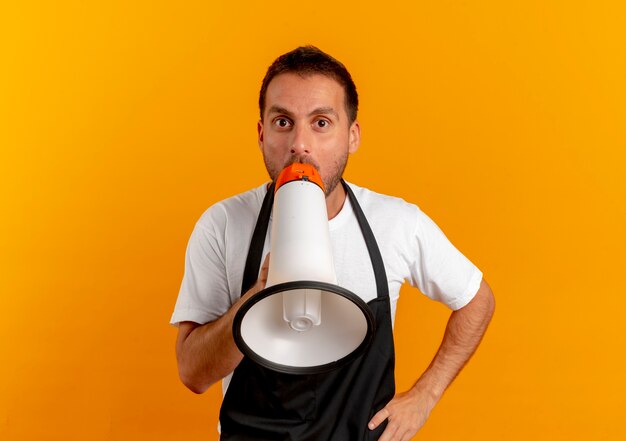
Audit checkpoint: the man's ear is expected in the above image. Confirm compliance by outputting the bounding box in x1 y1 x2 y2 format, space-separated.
257 120 264 149
348 121 361 154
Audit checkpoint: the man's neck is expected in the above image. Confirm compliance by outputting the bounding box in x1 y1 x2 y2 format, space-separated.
326 183 347 220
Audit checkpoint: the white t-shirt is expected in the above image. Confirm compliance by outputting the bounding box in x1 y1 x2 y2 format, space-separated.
171 182 482 398
171 181 482 328
171 181 483 405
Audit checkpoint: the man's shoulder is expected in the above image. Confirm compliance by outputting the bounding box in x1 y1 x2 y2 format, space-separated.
196 183 269 230
346 181 420 216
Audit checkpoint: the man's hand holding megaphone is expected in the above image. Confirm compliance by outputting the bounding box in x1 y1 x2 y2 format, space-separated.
174 254 270 394
238 253 271 308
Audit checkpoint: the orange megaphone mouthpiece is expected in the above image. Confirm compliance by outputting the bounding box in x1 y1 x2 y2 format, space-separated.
275 163 325 193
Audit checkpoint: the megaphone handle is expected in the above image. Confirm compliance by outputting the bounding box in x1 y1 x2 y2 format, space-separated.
241 182 276 295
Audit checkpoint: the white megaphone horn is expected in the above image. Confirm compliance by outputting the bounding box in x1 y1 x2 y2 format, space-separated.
233 163 376 374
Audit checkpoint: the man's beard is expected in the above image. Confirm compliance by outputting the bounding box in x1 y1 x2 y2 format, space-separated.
264 152 349 197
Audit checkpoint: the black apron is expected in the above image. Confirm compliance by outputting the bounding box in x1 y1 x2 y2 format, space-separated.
219 180 396 441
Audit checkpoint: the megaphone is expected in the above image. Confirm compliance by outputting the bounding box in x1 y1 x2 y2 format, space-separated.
233 163 375 374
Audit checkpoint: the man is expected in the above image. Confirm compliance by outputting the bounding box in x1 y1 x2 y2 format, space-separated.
172 46 495 441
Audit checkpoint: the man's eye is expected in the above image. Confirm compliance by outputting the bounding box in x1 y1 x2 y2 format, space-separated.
316 119 329 128
274 118 291 128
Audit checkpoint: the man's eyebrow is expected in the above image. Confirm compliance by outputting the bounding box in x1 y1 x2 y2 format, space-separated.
267 105 293 117
266 105 340 119
309 107 339 119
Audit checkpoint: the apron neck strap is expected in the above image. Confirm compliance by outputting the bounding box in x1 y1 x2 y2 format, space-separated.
241 182 275 294
241 180 389 300
342 180 389 299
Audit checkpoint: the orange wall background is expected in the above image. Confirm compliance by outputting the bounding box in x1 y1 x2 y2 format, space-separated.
1 1 625 440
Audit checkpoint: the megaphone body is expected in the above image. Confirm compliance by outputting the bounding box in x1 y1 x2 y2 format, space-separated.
233 163 375 374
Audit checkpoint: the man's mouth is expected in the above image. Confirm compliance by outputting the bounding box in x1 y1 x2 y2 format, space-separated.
286 156 320 172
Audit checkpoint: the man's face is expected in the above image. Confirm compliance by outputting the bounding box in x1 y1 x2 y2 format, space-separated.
258 73 360 196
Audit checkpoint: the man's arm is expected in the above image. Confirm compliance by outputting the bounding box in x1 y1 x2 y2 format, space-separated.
369 278 495 441
175 255 270 394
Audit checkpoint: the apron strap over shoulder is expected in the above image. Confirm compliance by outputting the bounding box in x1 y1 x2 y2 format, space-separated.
342 180 389 299
241 182 275 295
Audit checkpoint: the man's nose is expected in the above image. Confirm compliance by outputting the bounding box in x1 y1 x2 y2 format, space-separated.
290 125 312 155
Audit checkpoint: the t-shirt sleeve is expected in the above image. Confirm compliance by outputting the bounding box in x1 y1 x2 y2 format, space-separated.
170 206 233 326
407 207 483 310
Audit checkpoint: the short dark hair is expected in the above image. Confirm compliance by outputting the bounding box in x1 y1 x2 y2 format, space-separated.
259 46 359 124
